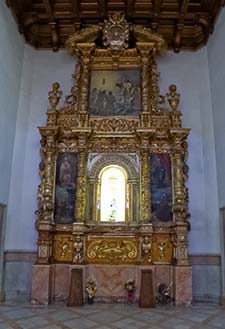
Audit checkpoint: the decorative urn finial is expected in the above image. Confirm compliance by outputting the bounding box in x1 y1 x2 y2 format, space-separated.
166 84 180 111
48 82 63 110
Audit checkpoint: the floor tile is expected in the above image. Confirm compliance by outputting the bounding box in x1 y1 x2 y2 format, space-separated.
63 318 98 329
0 302 224 329
48 310 78 322
16 316 49 329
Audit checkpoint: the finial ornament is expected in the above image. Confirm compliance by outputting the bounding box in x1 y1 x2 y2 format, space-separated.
48 82 63 110
166 84 180 111
102 13 130 50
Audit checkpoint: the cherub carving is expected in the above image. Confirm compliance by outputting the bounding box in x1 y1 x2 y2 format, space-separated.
73 235 83 263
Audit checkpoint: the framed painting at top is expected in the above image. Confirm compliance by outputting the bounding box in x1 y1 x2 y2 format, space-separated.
89 69 141 116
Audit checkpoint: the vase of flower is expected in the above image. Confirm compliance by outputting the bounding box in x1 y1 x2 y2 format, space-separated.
86 279 97 304
124 279 136 304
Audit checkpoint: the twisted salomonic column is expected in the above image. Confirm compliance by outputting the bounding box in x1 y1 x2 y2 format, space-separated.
36 83 61 264
137 43 153 127
171 129 190 266
75 133 88 223
140 150 151 222
77 43 95 127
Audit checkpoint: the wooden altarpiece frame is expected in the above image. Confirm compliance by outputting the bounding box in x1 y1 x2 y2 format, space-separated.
33 14 192 306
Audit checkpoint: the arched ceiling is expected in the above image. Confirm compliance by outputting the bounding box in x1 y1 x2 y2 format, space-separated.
6 0 225 52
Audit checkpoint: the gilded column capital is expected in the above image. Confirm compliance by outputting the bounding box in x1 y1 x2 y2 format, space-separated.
170 128 190 140
136 42 155 58
38 126 59 140
76 43 96 57
136 129 156 147
170 128 190 154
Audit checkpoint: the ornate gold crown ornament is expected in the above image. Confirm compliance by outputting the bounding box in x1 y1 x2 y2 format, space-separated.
66 13 167 56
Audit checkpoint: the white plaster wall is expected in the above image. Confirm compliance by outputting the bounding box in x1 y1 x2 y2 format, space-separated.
207 10 225 209
0 1 24 204
6 45 220 255
207 8 225 301
158 49 219 254
6 47 75 250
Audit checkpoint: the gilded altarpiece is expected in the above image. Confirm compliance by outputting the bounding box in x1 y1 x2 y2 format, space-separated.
32 14 192 306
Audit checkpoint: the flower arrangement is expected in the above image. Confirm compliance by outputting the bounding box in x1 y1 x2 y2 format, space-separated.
124 279 136 292
86 278 97 304
156 283 172 304
124 279 136 303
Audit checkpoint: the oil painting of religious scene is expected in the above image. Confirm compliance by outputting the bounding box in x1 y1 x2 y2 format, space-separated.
150 154 173 222
89 69 141 116
54 153 78 224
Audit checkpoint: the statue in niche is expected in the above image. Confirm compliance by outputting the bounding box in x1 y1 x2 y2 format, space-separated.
59 156 73 188
108 198 117 221
54 153 78 224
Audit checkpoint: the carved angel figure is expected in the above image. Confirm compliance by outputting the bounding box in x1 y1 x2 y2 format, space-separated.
142 236 152 263
73 235 83 263
142 236 151 254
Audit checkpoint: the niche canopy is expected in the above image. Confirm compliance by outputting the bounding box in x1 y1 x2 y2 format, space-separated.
33 13 192 306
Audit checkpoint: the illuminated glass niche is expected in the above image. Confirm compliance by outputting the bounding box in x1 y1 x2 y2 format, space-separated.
99 165 127 222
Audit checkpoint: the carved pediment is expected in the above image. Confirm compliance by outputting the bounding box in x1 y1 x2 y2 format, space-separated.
66 14 166 56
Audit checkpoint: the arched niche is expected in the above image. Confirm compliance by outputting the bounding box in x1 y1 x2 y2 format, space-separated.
99 165 127 222
86 153 140 223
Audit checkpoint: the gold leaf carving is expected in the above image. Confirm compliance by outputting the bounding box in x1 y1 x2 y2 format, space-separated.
152 236 172 264
53 235 73 262
90 118 138 133
87 238 138 264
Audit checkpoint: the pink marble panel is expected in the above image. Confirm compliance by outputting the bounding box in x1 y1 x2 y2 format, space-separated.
173 266 192 306
85 265 139 302
84 265 156 302
53 264 70 301
31 263 192 305
31 265 52 304
154 265 172 293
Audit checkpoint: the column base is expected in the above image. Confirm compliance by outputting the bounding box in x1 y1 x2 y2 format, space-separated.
31 264 53 305
31 263 193 306
221 296 225 307
0 290 5 303
173 266 192 306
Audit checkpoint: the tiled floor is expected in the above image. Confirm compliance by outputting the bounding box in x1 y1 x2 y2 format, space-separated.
0 303 224 329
